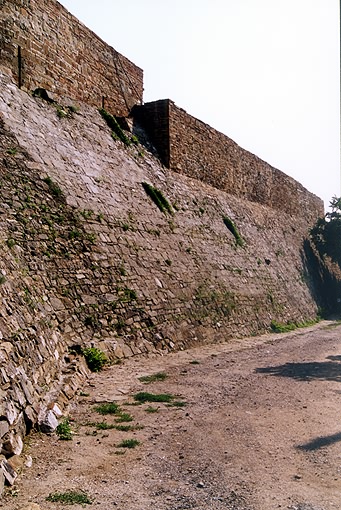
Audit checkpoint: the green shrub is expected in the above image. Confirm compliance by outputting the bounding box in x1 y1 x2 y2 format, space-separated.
82 347 107 372
56 418 72 440
94 402 120 415
46 490 92 505
6 238 16 248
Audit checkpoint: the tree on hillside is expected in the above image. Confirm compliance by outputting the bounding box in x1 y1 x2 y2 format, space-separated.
310 196 341 268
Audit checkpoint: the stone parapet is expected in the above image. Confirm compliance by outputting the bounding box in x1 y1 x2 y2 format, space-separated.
134 100 323 221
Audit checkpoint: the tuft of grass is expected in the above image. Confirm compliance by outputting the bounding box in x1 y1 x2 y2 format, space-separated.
133 392 174 403
93 422 116 430
0 275 6 285
82 347 107 372
190 360 200 365
223 216 244 246
94 402 120 415
46 490 92 505
56 418 72 440
117 439 140 449
141 182 173 215
115 424 144 432
270 318 320 333
115 412 133 423
145 406 159 413
168 401 187 408
138 372 168 384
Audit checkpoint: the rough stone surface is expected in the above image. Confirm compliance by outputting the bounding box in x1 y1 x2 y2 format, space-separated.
133 100 323 218
1 459 17 486
18 505 41 510
0 0 339 493
0 68 338 464
0 0 143 116
38 411 58 434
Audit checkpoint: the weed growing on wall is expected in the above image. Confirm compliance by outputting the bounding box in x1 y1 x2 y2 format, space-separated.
223 216 244 246
141 182 173 215
99 108 131 146
270 317 320 333
43 176 63 198
82 347 107 372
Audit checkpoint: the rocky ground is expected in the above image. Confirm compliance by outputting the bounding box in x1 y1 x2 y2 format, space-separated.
2 321 341 510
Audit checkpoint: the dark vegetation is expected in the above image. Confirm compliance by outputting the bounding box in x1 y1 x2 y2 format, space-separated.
142 182 173 214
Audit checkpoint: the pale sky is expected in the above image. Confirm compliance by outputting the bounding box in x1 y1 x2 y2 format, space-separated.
60 0 340 211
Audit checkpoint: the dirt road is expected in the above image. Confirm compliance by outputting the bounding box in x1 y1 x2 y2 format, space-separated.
2 321 341 510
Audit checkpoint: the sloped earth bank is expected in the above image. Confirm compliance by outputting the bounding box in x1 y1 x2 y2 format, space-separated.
2 321 341 510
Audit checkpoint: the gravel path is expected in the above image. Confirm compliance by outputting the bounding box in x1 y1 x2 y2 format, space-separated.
2 321 341 510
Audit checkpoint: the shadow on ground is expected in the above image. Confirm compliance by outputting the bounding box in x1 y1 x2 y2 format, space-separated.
255 359 341 382
296 431 341 451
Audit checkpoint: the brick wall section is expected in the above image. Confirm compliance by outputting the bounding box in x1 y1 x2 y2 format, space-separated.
135 100 323 219
0 0 143 116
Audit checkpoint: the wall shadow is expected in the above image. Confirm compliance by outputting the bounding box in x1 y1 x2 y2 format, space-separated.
301 239 341 316
297 431 341 451
256 360 341 382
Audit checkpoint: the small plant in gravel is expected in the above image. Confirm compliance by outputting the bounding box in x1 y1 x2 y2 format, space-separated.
115 424 144 432
190 360 200 365
168 401 187 408
133 392 175 403
94 402 120 415
138 372 168 384
93 421 117 430
46 490 92 505
82 347 107 372
115 412 134 423
117 439 140 449
56 418 73 440
145 406 159 413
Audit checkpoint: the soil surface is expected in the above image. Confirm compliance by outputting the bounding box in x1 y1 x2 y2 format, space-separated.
2 321 341 510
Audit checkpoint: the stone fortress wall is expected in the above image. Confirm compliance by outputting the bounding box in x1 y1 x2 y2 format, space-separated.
133 100 323 219
0 0 143 116
0 0 332 492
0 0 323 218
